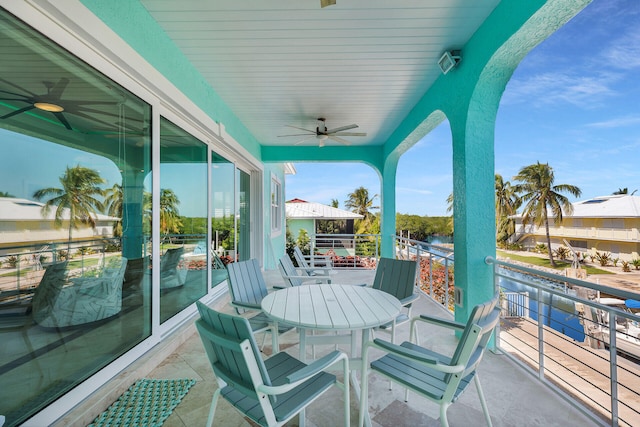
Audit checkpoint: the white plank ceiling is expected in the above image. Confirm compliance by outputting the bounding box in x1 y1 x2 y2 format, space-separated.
140 0 500 147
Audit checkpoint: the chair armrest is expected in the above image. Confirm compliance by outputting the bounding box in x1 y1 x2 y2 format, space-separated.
231 301 262 311
258 350 349 394
281 273 331 283
399 293 419 306
370 338 464 374
285 350 346 384
413 314 466 331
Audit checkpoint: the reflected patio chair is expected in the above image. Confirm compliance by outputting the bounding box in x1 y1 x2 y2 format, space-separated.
195 301 350 427
226 259 294 352
36 258 128 328
123 255 150 297
359 293 501 427
276 255 331 289
293 246 334 276
371 257 419 343
160 247 187 289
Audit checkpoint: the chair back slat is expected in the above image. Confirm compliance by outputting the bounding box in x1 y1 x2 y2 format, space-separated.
226 259 268 307
372 257 417 300
293 246 308 269
278 255 305 287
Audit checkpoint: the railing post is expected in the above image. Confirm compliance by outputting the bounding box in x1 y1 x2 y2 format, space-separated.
537 288 545 381
444 257 450 308
610 312 619 426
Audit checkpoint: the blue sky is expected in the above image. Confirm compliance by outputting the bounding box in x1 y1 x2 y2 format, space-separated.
285 0 640 216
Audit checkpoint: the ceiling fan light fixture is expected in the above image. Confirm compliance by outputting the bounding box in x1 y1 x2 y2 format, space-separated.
34 102 64 112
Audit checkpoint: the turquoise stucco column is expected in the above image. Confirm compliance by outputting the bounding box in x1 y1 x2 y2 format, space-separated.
380 157 398 258
449 115 497 323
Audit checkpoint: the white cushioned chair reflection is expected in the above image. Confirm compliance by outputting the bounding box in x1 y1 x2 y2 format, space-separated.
36 258 127 328
160 247 188 289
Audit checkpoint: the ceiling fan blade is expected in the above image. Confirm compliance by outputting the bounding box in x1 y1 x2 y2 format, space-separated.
278 133 315 137
327 135 351 145
1 105 35 119
326 124 357 133
49 78 70 100
54 111 73 130
284 125 315 133
333 132 366 137
0 77 37 97
293 136 317 145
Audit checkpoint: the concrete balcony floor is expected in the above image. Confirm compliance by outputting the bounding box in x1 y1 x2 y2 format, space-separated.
61 269 599 427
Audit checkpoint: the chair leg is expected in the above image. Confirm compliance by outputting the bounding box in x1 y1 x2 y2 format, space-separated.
206 388 221 427
439 402 451 427
474 374 493 427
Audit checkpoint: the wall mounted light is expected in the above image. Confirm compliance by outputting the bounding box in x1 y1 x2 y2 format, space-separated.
438 50 461 75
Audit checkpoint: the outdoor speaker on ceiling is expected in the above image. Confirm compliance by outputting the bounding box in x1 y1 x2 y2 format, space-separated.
438 50 461 75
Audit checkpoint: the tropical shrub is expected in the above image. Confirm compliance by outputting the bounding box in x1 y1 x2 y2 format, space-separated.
6 255 18 268
554 246 570 260
621 261 631 272
534 243 547 254
632 258 640 270
595 251 612 267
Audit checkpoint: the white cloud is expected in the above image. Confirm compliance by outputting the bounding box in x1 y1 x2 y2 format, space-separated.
587 115 640 128
503 72 616 108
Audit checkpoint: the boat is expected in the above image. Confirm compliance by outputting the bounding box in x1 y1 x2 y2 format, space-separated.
590 298 640 361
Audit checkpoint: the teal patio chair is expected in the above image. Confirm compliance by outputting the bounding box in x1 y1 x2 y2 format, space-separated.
359 293 500 427
293 246 334 276
371 257 419 343
195 301 350 427
226 259 294 352
276 255 331 289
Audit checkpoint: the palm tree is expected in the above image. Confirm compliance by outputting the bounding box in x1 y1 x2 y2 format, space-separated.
0 191 15 197
104 183 123 237
330 198 339 208
445 191 454 234
33 165 105 248
159 189 182 240
495 174 521 244
513 162 581 267
344 186 378 219
345 186 379 234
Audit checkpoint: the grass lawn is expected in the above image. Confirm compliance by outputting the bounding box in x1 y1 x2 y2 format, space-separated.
496 250 614 275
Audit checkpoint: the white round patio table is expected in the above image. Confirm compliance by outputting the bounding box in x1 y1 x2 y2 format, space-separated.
261 284 401 362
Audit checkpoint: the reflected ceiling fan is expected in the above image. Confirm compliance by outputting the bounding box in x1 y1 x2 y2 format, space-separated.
278 118 366 147
0 77 119 131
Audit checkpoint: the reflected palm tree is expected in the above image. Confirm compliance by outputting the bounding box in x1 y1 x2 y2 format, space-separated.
513 162 581 267
33 165 105 249
104 183 123 237
142 189 182 242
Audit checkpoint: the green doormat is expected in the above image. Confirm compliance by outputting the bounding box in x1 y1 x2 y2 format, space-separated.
88 378 196 427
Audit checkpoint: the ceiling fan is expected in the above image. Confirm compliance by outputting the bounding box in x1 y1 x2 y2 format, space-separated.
0 77 120 131
278 118 366 147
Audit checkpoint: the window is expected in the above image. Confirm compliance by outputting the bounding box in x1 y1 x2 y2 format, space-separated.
271 175 282 234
